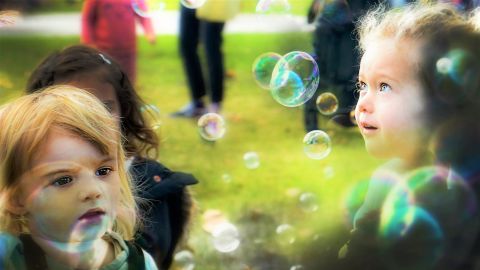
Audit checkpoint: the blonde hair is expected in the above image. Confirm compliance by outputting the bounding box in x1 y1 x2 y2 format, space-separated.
0 85 137 240
357 2 475 53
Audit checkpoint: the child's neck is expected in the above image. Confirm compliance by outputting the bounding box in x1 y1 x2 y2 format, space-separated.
31 234 114 270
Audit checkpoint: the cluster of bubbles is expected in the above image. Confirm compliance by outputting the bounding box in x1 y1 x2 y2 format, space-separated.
316 92 339 115
174 250 195 270
303 130 332 160
270 51 320 107
140 104 162 131
252 51 319 107
256 0 291 13
243 151 260 169
376 166 477 269
197 113 226 141
131 0 166 17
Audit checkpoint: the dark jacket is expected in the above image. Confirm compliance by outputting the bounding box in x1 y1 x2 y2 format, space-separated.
130 158 198 270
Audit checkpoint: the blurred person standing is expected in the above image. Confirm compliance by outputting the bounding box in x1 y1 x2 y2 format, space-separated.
81 0 156 84
172 0 241 117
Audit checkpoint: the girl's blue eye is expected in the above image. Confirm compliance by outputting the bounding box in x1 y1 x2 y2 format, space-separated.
380 83 392 92
52 176 73 186
356 81 367 91
96 167 112 177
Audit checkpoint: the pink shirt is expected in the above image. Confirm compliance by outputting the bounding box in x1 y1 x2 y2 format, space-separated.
81 0 154 53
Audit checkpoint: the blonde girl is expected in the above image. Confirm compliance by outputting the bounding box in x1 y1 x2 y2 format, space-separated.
0 86 157 269
336 3 480 270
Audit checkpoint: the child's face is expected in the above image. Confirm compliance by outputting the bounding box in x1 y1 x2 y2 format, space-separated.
15 128 121 243
355 37 428 162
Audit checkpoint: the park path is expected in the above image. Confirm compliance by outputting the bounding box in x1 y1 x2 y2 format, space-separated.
0 11 314 36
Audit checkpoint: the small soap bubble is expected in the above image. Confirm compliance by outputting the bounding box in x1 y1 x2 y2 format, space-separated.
316 92 339 115
252 52 282 90
212 222 241 253
436 57 452 75
270 51 319 107
303 130 332 160
222 173 232 183
290 265 304 270
197 113 226 141
256 0 291 13
181 0 206 9
243 152 260 169
299 192 319 212
174 250 195 270
276 224 296 245
131 0 166 17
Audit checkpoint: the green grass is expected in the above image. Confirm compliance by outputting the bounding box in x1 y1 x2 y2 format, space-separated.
22 0 312 16
0 33 380 269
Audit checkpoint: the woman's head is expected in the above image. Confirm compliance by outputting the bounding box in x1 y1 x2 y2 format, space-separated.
0 86 137 241
355 3 480 166
26 45 159 158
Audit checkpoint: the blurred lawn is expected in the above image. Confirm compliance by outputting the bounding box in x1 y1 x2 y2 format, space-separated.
28 0 313 16
0 33 380 269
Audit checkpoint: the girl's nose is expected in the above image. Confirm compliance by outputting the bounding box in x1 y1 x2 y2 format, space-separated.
356 91 374 114
78 178 103 202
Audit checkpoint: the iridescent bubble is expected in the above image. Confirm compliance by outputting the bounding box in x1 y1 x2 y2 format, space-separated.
303 130 332 160
131 0 166 17
252 52 282 90
276 224 296 245
270 51 319 107
181 0 206 9
343 179 370 226
141 104 162 131
298 192 319 212
256 0 291 13
212 222 241 253
243 151 260 169
174 250 195 270
290 265 304 270
316 92 339 115
197 113 226 141
379 166 477 269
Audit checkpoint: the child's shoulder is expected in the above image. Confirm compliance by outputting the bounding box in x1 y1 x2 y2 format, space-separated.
130 157 199 187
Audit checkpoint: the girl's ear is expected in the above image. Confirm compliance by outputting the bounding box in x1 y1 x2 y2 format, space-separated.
4 190 27 215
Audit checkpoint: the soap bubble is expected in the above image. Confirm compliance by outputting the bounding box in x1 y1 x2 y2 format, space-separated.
303 130 332 160
298 192 319 212
243 152 260 169
131 0 166 17
181 0 206 9
252 52 282 90
174 250 195 270
316 92 339 115
197 113 226 141
212 222 241 253
270 51 319 107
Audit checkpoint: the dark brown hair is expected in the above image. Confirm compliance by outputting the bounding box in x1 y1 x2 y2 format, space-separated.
26 45 159 158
